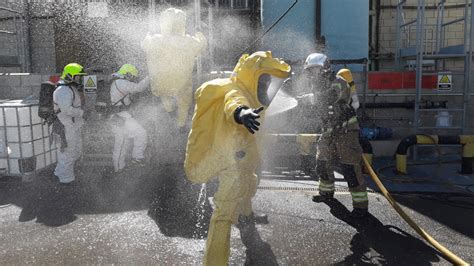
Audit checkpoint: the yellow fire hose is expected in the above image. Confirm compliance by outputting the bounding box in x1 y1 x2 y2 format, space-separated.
362 156 469 265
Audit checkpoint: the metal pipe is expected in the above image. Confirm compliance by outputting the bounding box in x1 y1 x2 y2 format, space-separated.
395 0 401 69
12 7 21 71
364 102 414 109
461 0 469 134
419 109 464 112
366 117 411 121
195 0 202 85
374 0 381 70
419 126 463 130
414 0 425 141
435 1 442 53
208 1 214 69
400 19 417 27
362 64 368 120
16 3 26 72
440 2 446 58
441 17 464 27
330 58 368 64
1 108 10 173
397 0 408 6
468 0 474 102
0 30 15 34
24 0 32 72
365 93 474 97
363 101 454 109
315 0 321 44
463 0 473 134
383 3 470 10
369 0 375 70
0 6 22 14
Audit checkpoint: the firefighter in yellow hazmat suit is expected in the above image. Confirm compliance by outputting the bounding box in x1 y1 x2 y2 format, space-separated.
142 8 207 127
185 51 291 265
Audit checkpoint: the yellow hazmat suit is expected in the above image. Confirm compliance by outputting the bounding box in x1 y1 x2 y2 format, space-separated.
185 51 290 265
142 8 207 127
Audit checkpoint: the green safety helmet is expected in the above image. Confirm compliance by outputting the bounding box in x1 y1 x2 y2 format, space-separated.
61 63 86 84
117 64 139 79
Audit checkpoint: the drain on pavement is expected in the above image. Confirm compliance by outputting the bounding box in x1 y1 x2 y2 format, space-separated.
258 186 376 193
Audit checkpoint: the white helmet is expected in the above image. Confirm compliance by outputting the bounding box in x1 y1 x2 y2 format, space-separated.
303 53 329 70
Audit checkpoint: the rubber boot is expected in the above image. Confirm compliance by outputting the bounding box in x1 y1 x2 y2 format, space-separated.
238 212 269 228
351 207 368 218
312 191 335 203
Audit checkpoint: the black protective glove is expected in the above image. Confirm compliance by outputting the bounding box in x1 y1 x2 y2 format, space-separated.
235 106 264 134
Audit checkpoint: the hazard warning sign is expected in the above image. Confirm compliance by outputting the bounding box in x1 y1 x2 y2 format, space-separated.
83 75 97 94
437 72 452 91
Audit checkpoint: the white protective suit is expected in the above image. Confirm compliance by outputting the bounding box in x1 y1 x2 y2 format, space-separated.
110 76 150 172
53 82 84 183
142 8 207 128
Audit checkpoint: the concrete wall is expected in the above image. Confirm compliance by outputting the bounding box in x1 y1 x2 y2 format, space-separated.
0 73 54 100
29 17 56 73
0 0 56 73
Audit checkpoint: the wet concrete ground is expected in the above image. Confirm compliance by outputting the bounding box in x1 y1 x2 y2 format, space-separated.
0 165 473 265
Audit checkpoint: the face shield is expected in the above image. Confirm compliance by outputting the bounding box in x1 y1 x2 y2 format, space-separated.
257 74 286 106
69 74 85 90
306 63 333 93
303 66 321 94
124 73 139 83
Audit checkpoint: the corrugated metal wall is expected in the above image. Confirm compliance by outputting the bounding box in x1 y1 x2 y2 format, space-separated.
261 0 369 69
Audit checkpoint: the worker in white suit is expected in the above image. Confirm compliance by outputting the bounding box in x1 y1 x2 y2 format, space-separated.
53 63 86 185
109 64 150 173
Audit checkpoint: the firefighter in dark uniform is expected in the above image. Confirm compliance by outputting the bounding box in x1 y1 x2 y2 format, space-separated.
302 53 368 217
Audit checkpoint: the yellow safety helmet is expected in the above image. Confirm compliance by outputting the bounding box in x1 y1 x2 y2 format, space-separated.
337 68 355 88
61 63 86 84
117 64 139 79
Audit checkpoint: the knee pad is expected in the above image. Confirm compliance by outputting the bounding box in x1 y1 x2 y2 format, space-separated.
340 163 359 188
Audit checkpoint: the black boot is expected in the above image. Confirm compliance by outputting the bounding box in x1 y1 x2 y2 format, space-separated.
251 212 269 224
351 207 368 218
312 191 335 202
238 212 269 228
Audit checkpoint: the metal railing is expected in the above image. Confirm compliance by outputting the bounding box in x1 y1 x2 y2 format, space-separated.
393 0 474 159
153 0 251 9
215 0 250 9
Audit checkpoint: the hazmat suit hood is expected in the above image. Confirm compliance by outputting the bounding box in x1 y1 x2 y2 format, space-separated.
185 51 291 183
231 51 291 106
141 7 206 128
160 8 186 36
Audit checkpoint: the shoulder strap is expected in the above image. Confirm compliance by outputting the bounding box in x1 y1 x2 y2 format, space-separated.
68 86 75 106
112 81 130 106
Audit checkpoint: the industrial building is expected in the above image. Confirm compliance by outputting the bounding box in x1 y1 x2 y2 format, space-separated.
0 0 473 264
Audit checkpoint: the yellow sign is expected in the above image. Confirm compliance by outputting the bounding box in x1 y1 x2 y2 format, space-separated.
439 75 450 84
437 72 452 91
85 77 95 88
83 75 97 94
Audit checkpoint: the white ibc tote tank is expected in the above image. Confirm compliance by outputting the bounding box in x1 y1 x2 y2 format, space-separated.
0 100 58 180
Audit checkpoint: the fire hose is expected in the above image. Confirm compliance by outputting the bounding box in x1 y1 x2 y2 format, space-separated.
362 156 469 265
